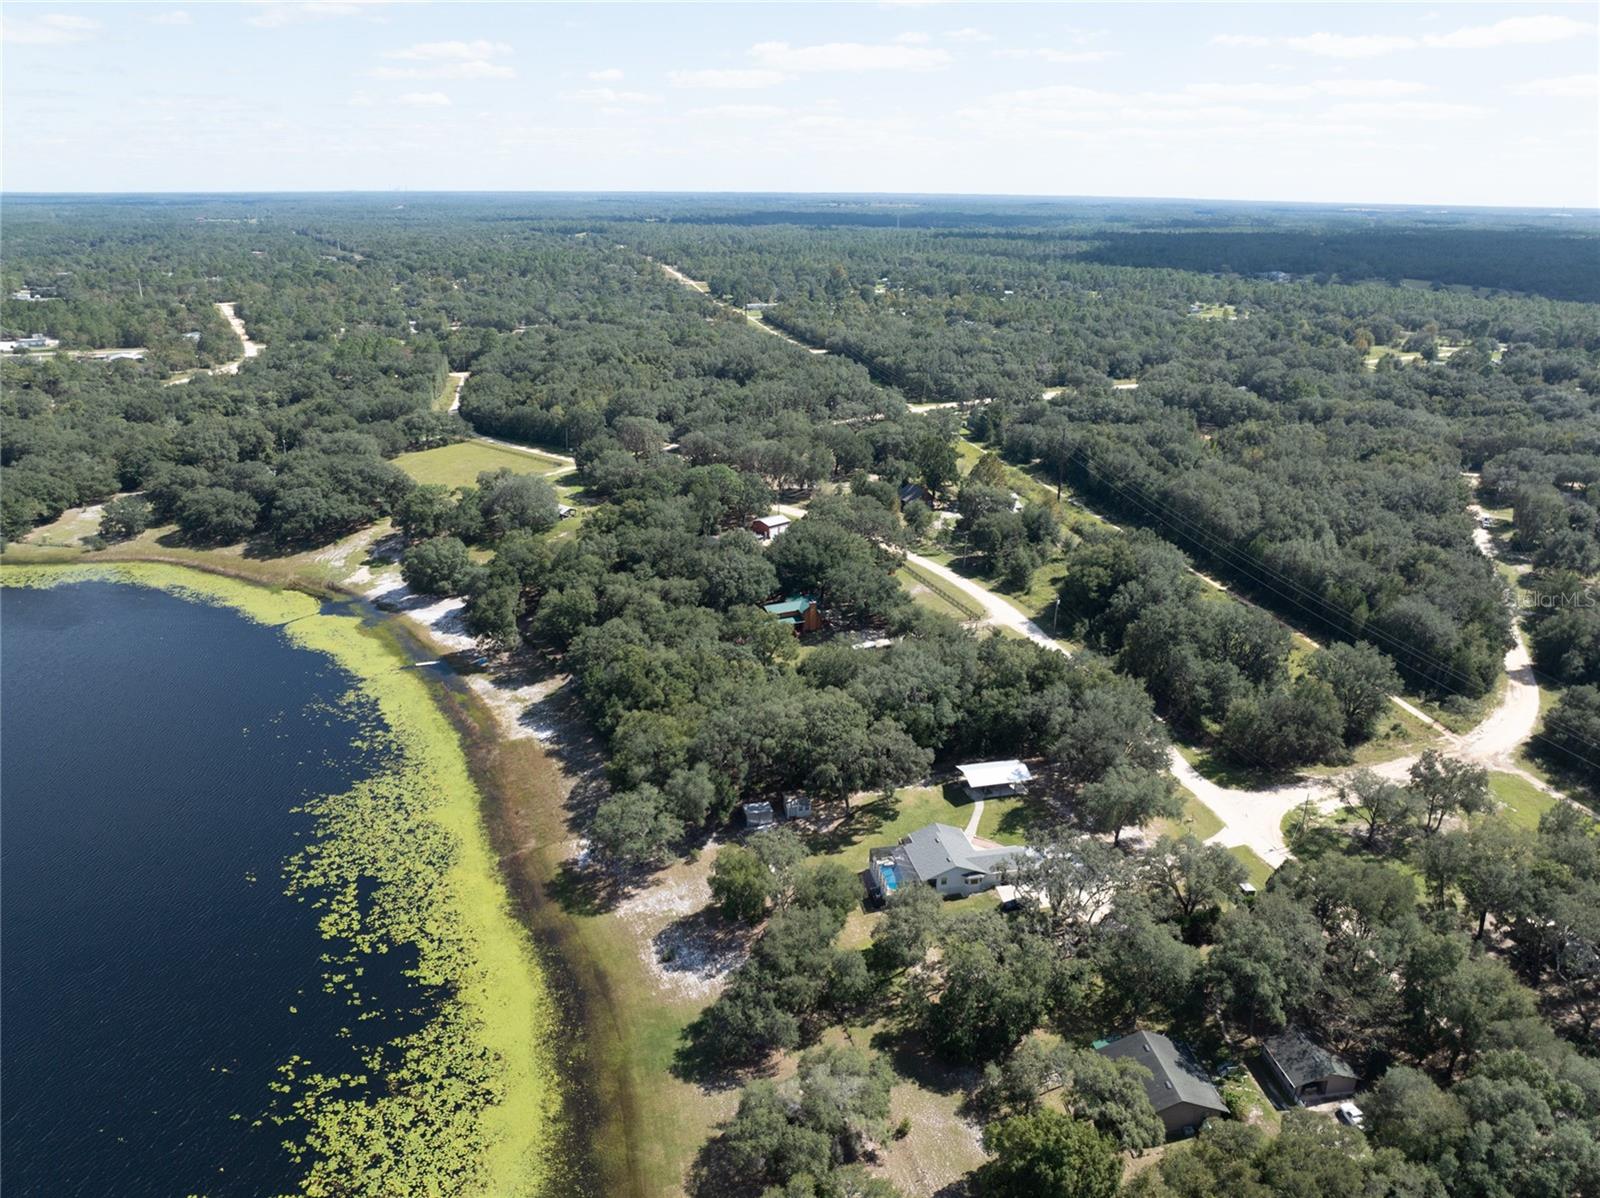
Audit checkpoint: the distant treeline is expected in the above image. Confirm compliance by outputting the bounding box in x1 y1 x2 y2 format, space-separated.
1082 229 1600 303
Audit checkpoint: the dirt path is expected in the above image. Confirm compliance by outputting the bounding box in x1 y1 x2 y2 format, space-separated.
901 548 1062 649
445 369 470 413
212 301 262 374
470 434 576 472
650 259 828 354
163 301 263 386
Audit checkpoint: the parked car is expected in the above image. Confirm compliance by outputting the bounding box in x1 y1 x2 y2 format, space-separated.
1336 1101 1365 1129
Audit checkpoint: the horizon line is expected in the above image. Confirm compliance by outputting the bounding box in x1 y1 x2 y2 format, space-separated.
2 188 1596 215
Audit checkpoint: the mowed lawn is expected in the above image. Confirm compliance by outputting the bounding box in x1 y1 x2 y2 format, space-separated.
1489 771 1558 830
395 440 567 487
810 784 1031 877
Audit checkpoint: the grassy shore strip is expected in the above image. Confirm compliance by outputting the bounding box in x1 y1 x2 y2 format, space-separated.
0 562 562 1198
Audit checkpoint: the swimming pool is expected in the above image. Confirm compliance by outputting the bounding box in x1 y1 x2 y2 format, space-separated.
879 862 900 893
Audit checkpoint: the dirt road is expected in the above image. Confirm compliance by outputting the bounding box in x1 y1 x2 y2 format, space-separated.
213 302 262 374
774 489 1554 867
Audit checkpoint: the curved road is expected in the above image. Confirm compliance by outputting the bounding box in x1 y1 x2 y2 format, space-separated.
778 503 1547 867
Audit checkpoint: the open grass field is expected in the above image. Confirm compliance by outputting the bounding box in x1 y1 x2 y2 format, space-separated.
1489 771 1558 831
1364 344 1423 370
395 439 569 487
22 502 106 548
812 784 982 876
1153 789 1226 843
1228 845 1275 889
6 516 391 593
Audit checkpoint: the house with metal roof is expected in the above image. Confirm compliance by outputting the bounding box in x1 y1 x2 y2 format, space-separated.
865 822 1032 903
751 513 791 541
956 759 1033 800
743 801 776 830
763 595 822 634
1261 1028 1358 1105
1097 1030 1228 1136
780 795 812 820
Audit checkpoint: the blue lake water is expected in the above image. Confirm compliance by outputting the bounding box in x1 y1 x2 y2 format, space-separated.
1 580 415 1197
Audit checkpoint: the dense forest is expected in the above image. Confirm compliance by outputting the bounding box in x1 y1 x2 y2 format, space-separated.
3 194 1597 1198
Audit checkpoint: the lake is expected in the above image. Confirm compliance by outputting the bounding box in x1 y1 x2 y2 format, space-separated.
1 579 418 1197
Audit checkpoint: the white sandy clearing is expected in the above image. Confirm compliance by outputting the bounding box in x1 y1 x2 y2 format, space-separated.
615 855 752 1001
465 673 567 742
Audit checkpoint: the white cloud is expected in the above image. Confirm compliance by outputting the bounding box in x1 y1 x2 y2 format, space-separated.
1280 15 1595 59
1184 82 1315 102
398 91 451 107
1313 78 1430 98
958 76 1460 140
686 104 787 120
1329 100 1485 121
669 68 787 89
246 2 385 29
568 87 660 106
944 27 992 43
1509 72 1600 98
894 31 932 44
750 40 952 72
2 13 101 45
588 67 624 81
373 38 512 80
995 47 1118 65
385 39 509 60
371 60 514 80
1423 14 1594 49
149 10 192 26
1210 34 1272 48
1286 32 1418 59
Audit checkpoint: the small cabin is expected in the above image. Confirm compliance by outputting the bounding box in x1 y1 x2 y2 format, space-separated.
781 795 812 820
743 801 776 830
763 595 822 634
751 514 791 541
898 482 929 507
956 760 1033 801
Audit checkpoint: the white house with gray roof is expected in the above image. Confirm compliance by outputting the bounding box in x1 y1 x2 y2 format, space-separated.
866 822 1033 903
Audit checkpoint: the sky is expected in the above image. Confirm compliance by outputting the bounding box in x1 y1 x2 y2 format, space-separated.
2 2 1597 208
